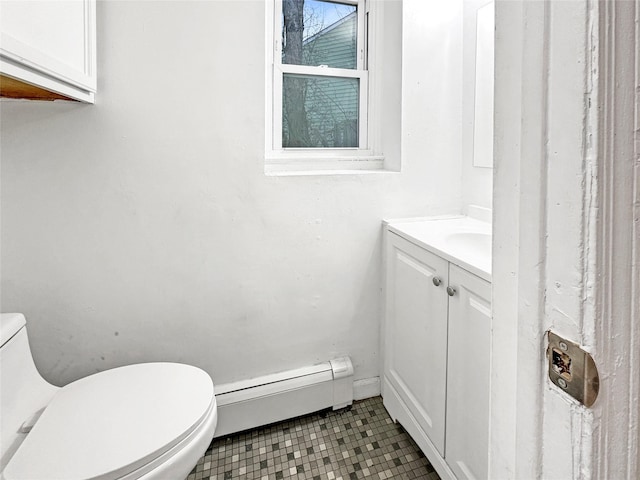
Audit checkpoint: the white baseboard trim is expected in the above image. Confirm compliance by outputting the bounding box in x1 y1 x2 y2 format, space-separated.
353 376 381 400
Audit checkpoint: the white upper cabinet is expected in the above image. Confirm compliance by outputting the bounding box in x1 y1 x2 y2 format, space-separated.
0 0 96 102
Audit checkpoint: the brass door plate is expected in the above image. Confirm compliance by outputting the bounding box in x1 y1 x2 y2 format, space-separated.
547 332 599 407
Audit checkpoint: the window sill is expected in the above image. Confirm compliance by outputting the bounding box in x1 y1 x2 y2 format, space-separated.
265 154 399 176
265 168 398 177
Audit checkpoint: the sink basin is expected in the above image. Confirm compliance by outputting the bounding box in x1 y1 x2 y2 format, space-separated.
386 216 493 280
445 232 492 257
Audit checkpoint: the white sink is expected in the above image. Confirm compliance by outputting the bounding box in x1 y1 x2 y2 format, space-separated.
386 215 492 280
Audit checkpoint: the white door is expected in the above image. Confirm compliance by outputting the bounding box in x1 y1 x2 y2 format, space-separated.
384 232 449 456
445 264 491 480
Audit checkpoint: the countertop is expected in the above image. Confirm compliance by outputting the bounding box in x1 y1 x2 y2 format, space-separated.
385 215 492 282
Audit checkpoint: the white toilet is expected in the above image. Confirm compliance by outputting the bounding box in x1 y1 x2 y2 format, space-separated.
0 313 217 480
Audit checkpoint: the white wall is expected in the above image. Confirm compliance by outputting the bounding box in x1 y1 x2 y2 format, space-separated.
403 0 464 197
0 0 462 389
461 0 493 210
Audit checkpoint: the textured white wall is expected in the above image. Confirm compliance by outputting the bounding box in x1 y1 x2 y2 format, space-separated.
0 0 462 388
402 0 464 196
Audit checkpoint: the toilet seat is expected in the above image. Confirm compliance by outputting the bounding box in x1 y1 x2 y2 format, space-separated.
3 363 215 480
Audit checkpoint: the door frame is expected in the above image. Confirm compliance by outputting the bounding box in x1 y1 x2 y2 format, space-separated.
491 1 639 478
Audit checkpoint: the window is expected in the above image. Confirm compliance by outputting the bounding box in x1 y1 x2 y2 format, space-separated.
266 0 386 172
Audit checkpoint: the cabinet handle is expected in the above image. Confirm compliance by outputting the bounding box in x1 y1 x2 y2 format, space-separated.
432 277 442 287
446 286 456 297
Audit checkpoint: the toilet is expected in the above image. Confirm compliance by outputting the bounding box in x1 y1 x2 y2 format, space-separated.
0 313 217 480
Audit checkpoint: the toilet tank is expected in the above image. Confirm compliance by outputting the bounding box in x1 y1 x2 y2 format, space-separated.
0 313 59 472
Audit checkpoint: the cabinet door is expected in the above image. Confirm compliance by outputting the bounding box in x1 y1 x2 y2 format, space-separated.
445 264 491 480
384 232 449 456
0 0 96 102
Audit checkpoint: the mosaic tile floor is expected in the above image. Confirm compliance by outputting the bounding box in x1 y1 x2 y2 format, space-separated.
187 396 440 480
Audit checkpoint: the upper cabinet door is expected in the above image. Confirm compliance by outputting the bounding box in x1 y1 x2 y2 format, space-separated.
445 264 491 480
0 0 96 102
384 232 449 456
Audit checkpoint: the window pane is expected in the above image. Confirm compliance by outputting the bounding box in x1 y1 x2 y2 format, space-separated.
282 0 357 69
282 74 359 148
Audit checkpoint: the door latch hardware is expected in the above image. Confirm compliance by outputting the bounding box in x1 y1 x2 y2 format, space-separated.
546 332 599 407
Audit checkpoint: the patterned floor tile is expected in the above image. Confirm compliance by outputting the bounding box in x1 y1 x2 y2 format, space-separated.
186 396 440 480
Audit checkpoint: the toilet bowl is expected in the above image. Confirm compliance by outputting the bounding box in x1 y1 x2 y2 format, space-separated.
0 313 217 480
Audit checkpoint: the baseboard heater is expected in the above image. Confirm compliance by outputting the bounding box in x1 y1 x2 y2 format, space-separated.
213 356 354 438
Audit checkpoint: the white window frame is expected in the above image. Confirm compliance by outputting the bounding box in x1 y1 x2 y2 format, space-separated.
266 0 384 172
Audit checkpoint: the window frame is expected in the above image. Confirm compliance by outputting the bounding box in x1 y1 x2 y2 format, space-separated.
266 0 384 171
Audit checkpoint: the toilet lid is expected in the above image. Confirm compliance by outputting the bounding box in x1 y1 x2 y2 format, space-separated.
4 363 214 480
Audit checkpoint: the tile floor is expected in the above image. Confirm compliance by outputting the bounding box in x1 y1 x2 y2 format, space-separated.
187 396 441 480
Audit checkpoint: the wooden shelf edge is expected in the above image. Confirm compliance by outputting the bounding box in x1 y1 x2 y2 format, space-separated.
0 74 76 101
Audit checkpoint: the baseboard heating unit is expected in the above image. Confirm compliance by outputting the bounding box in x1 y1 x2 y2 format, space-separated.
213 356 354 438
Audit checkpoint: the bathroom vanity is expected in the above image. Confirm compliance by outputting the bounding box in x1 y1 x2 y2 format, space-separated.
382 215 491 480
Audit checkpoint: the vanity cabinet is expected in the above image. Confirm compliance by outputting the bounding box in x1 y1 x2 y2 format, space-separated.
383 228 491 480
445 263 491 480
0 0 96 102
